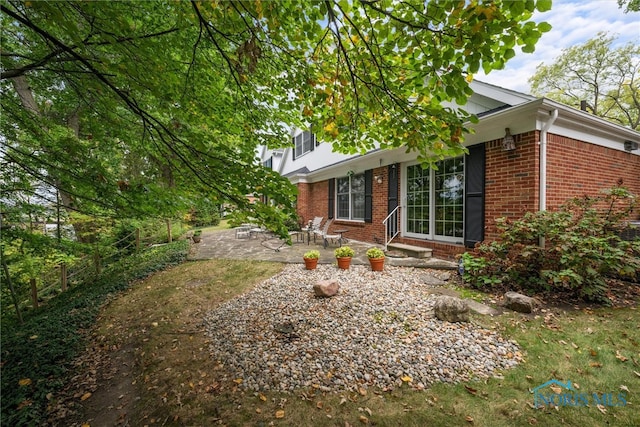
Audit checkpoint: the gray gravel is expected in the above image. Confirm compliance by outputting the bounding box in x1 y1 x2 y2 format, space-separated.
204 264 521 393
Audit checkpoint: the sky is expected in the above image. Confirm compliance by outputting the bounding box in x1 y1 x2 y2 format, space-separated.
478 0 640 94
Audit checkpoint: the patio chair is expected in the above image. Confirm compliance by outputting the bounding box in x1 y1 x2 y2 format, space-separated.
300 216 323 244
235 224 251 239
314 218 341 248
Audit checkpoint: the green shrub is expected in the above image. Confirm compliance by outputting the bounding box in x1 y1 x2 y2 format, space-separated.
303 250 320 259
334 246 355 258
461 187 639 302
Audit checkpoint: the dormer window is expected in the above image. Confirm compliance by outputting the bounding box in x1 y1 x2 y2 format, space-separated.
293 130 315 160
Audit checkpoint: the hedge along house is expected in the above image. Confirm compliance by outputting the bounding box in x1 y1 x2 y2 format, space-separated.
259 81 640 260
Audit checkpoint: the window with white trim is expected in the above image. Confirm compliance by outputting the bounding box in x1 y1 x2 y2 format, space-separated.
293 130 315 159
404 156 464 241
336 173 365 220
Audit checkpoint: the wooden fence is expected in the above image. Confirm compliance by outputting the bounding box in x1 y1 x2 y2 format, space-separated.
30 229 141 309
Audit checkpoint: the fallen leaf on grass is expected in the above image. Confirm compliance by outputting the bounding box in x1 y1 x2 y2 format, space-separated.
258 393 267 401
18 378 32 386
549 385 562 394
80 392 92 401
465 415 474 423
590 362 602 368
590 349 598 357
17 400 32 410
359 415 369 424
597 404 607 414
620 385 629 392
317 401 323 409
635 371 640 378
615 351 628 362
401 375 412 382
464 385 477 395
275 409 285 419
255 408 262 414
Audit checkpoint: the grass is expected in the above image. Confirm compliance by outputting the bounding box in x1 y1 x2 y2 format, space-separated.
81 259 639 427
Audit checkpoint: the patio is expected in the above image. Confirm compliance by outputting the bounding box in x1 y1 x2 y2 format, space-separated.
188 228 457 269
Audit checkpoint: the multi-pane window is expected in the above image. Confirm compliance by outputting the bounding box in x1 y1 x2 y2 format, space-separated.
263 156 273 169
405 157 464 241
294 130 315 159
406 165 430 234
435 157 464 238
336 173 365 220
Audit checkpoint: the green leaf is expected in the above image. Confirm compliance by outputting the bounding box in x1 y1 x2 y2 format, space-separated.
538 22 553 33
536 0 553 12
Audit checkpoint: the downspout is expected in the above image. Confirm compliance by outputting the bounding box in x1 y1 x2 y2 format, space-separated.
539 108 558 247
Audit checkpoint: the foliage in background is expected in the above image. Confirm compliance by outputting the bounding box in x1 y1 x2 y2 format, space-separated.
1 0 551 242
461 187 639 302
0 240 190 426
185 198 221 228
1 218 187 319
529 32 640 130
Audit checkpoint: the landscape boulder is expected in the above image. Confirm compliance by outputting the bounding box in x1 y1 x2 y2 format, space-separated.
504 291 536 313
313 279 340 297
434 296 470 322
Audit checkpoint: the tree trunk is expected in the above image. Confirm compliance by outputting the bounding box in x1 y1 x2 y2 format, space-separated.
11 76 88 240
166 219 172 243
30 278 38 309
1 254 23 324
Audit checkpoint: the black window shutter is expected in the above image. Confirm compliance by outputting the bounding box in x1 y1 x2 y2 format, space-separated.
364 169 373 223
292 136 296 160
464 144 485 248
387 164 399 236
328 179 334 219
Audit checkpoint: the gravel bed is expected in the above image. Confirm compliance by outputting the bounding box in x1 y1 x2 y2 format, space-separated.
203 264 521 393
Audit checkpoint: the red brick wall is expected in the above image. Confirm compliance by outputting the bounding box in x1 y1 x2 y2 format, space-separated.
545 134 640 210
484 131 539 240
296 181 328 227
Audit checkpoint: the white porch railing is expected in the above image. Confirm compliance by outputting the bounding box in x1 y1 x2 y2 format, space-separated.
383 205 401 250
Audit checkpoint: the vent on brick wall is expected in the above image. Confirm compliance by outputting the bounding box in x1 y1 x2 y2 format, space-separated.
624 140 638 152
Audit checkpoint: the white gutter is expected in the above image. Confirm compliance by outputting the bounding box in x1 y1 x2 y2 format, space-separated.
539 108 558 212
539 108 558 249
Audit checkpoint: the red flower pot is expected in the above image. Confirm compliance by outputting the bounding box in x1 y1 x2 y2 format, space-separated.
369 257 385 271
336 257 352 270
304 257 318 270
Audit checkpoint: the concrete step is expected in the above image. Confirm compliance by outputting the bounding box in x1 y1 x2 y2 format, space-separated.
386 242 433 258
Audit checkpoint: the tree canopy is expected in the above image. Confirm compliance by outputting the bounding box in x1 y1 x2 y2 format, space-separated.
1 0 552 235
529 32 640 131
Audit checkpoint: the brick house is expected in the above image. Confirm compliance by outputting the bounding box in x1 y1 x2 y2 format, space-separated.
259 81 640 259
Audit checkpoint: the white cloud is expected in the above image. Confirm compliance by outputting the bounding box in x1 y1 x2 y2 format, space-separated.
478 0 640 94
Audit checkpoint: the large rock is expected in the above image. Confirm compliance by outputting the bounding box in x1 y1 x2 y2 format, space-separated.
434 296 470 322
313 279 340 297
504 291 536 313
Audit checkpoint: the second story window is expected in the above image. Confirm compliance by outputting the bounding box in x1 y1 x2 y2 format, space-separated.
293 130 315 159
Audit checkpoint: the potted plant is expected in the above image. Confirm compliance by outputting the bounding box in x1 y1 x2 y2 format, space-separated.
303 250 320 270
366 247 385 271
192 229 202 243
334 246 355 270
